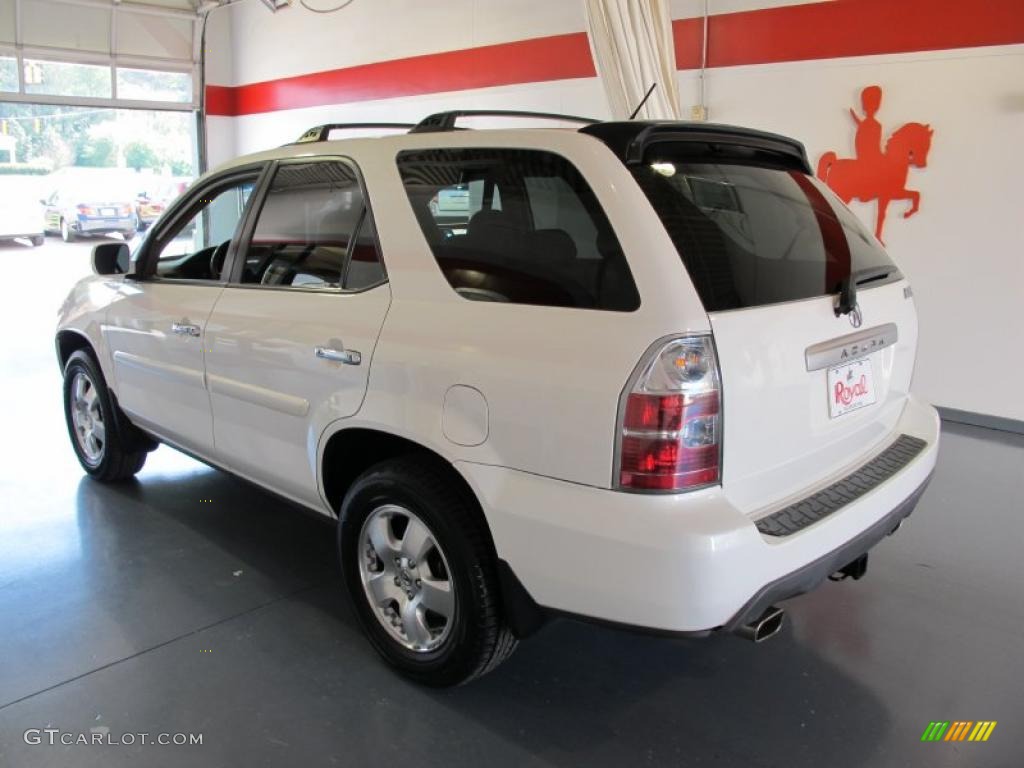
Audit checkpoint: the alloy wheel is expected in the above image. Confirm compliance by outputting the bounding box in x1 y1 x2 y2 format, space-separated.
70 371 105 465
357 504 456 652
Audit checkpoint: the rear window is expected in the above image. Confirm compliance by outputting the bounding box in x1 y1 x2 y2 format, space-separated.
631 157 900 311
396 148 639 311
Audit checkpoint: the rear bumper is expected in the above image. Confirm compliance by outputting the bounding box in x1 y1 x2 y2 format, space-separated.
75 218 135 234
456 395 940 634
724 469 930 631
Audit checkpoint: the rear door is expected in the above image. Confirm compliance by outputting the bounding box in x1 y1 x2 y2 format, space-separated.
204 158 390 507
629 153 917 511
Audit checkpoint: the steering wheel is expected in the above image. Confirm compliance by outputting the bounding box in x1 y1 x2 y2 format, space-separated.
209 240 230 280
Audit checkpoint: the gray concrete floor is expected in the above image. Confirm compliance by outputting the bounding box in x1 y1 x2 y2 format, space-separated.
1 238 1022 767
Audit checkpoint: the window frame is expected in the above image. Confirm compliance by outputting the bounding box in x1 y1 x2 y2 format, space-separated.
133 162 269 287
224 155 388 295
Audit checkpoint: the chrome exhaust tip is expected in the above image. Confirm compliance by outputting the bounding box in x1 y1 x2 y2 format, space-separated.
734 606 784 643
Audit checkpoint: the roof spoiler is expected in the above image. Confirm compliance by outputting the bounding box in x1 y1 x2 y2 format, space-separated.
580 121 812 174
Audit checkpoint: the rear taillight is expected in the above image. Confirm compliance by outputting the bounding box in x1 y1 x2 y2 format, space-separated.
77 205 96 216
616 336 722 492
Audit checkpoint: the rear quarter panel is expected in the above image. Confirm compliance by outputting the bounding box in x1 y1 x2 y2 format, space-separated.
331 131 711 488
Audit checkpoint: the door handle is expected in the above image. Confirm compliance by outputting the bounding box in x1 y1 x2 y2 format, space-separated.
171 322 201 337
315 346 361 365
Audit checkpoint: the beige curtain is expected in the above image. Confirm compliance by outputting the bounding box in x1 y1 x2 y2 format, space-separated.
584 0 683 120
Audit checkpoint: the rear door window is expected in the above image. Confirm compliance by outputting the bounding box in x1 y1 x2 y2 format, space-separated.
396 148 639 311
238 160 385 291
630 158 899 311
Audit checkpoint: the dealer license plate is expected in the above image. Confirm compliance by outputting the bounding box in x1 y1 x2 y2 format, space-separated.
827 358 876 418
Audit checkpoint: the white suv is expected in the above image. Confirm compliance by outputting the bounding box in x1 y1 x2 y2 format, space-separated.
57 111 939 686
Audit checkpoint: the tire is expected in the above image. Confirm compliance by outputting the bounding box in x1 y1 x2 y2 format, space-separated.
60 218 75 243
338 456 517 686
30 235 44 247
63 350 148 481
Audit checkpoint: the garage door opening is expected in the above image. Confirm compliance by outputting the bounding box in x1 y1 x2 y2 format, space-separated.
2 0 203 246
1 101 198 245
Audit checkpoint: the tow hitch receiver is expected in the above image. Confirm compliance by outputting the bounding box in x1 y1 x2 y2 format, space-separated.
829 553 869 582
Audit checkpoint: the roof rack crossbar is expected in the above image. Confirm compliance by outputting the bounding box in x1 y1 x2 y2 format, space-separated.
410 110 598 134
292 123 418 144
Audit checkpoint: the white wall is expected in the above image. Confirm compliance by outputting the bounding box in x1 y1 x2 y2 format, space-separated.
201 0 603 165
203 0 1024 423
228 0 586 85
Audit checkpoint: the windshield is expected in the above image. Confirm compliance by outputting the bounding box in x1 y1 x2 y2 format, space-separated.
631 158 899 311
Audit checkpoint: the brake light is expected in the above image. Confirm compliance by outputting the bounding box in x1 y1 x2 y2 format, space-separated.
119 205 132 216
77 205 96 216
616 336 722 492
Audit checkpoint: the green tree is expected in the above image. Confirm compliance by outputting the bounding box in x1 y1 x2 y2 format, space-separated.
76 136 116 167
125 141 160 171
0 103 111 168
169 158 193 176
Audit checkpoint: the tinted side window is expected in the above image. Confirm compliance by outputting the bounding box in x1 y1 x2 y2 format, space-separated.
153 178 256 281
396 148 639 311
241 161 384 290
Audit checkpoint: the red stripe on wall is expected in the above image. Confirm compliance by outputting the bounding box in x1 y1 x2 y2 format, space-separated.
208 0 1024 116
205 85 236 117
674 0 1024 69
207 32 595 116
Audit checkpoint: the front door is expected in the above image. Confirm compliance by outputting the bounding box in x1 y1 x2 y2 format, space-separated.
104 170 261 455
204 159 391 507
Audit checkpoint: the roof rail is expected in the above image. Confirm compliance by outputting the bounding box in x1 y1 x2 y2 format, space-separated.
292 123 417 144
410 110 598 133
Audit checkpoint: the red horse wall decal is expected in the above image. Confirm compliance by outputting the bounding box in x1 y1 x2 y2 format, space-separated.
817 85 933 242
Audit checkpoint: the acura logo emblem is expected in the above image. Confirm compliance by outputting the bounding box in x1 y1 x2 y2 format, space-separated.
849 304 863 328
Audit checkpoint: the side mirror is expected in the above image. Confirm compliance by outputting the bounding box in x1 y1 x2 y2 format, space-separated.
39 198 47 206
92 242 131 276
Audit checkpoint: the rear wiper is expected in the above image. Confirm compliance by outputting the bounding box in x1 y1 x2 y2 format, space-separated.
834 266 895 316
